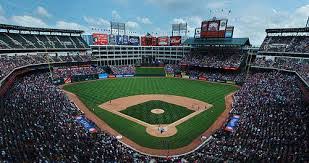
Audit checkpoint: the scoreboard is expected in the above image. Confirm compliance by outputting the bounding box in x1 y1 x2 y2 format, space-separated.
200 19 230 38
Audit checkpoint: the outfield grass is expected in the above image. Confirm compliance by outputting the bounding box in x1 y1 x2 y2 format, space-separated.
120 100 194 124
135 67 165 76
63 78 238 149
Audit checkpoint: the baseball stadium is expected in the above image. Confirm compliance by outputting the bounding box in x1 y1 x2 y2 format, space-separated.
0 1 308 162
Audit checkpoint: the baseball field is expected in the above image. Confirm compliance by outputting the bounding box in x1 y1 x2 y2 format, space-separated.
63 77 238 151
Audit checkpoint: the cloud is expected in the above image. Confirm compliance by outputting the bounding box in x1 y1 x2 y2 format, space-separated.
83 16 110 27
137 17 152 24
126 21 139 30
112 10 121 20
0 15 7 23
36 6 51 17
55 21 86 30
172 16 203 35
0 5 8 23
295 4 309 16
11 15 48 27
228 4 309 46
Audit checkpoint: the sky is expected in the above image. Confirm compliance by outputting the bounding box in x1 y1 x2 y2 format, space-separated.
0 0 308 46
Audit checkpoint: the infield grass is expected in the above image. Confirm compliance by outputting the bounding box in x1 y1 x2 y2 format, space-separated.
120 100 194 124
63 77 238 149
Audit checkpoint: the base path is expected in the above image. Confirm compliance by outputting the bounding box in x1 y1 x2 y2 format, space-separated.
62 88 236 156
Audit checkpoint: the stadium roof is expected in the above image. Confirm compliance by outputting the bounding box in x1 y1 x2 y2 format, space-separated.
266 27 309 33
0 24 84 34
183 37 250 47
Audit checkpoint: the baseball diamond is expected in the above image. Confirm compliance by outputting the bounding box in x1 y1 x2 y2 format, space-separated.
63 77 238 151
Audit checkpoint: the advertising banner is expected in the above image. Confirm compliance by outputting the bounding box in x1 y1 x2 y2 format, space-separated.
116 75 123 78
194 28 201 38
76 116 97 133
170 36 181 46
199 76 207 80
109 34 116 45
108 75 116 78
116 35 123 45
158 36 169 46
225 26 234 38
201 21 208 32
182 75 190 79
92 33 108 45
123 35 129 45
124 74 134 77
141 36 147 46
224 66 238 70
152 37 157 46
225 115 240 132
219 19 228 31
99 73 108 79
129 36 140 46
165 74 174 77
64 77 71 83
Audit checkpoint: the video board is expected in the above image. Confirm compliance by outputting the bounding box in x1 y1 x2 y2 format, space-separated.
200 19 228 38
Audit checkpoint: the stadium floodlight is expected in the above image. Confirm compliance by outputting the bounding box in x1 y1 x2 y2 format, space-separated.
171 23 188 36
110 22 126 35
306 16 309 27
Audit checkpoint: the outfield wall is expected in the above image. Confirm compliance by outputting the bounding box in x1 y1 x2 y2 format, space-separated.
135 67 165 77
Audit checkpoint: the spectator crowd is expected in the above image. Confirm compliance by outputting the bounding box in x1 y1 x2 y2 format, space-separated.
0 54 93 81
52 66 105 79
164 64 180 74
253 56 309 83
186 70 245 83
260 36 309 53
110 65 136 75
179 52 244 68
179 71 308 162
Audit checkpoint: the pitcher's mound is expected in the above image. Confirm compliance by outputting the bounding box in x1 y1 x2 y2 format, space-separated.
151 109 165 114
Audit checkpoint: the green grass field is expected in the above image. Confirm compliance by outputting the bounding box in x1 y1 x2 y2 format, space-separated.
135 67 165 76
63 77 238 149
120 100 194 124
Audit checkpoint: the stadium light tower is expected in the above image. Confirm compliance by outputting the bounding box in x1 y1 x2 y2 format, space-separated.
110 22 126 35
306 16 309 27
171 23 188 36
